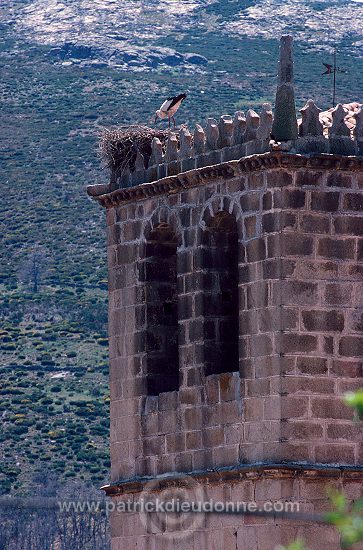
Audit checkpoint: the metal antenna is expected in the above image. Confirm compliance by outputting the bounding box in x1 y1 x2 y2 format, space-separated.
333 49 336 106
322 49 347 108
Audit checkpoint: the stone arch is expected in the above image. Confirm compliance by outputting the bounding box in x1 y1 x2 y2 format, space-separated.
197 196 243 245
144 206 182 247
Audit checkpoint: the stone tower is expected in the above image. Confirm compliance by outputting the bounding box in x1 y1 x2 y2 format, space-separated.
88 37 363 550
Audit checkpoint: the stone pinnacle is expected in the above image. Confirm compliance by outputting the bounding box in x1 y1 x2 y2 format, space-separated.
271 35 298 142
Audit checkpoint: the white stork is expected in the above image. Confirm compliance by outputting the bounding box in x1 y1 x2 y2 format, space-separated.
154 93 187 128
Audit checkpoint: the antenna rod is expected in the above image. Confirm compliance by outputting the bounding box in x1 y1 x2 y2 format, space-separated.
333 49 336 107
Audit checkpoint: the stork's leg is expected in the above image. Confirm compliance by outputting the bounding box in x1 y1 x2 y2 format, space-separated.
173 116 176 129
168 117 171 129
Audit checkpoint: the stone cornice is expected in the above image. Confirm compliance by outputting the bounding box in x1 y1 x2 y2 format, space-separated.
101 462 363 496
87 152 363 209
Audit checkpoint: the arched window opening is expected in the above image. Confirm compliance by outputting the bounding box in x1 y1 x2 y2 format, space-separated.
203 212 239 376
145 223 179 395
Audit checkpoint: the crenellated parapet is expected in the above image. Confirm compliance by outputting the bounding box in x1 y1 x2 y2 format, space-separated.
104 107 273 191
295 100 363 156
88 35 363 198
88 101 363 197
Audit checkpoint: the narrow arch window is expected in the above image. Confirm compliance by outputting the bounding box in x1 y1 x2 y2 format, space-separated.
203 212 239 376
145 223 179 395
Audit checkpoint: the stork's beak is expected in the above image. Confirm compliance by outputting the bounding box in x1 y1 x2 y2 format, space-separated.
154 114 158 124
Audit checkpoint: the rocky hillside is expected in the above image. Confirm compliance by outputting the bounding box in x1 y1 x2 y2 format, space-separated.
0 0 362 495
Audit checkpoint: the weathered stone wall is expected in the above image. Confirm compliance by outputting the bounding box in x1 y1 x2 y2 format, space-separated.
99 152 363 549
109 471 362 550
104 153 363 484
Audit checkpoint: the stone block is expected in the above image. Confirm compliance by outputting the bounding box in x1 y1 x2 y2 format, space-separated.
263 191 272 210
324 283 353 306
281 188 306 208
212 445 239 467
327 423 363 441
221 143 245 162
240 191 260 212
331 359 362 378
301 214 330 233
180 156 195 173
311 191 340 211
311 397 354 420
334 215 363 235
339 336 363 357
166 160 180 176
266 170 292 188
342 192 363 211
296 170 324 187
218 372 239 401
245 238 266 262
279 280 318 306
166 432 185 453
185 430 202 450
296 356 328 375
327 172 352 188
203 150 222 167
280 333 318 353
315 444 355 464
302 309 345 332
317 237 355 260
296 136 329 154
202 426 224 448
281 233 314 256
329 137 356 156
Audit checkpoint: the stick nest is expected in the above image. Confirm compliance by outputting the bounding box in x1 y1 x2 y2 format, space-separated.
99 125 170 176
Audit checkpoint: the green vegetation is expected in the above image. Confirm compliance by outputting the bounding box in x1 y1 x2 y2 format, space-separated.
280 542 306 550
326 490 363 548
0 314 110 493
345 390 363 420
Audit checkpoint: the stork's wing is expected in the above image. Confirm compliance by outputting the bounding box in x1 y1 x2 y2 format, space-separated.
159 98 173 112
165 93 187 111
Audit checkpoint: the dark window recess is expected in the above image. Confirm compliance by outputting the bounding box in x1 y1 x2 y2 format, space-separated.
145 224 179 395
163 302 173 315
222 291 232 302
203 212 239 376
